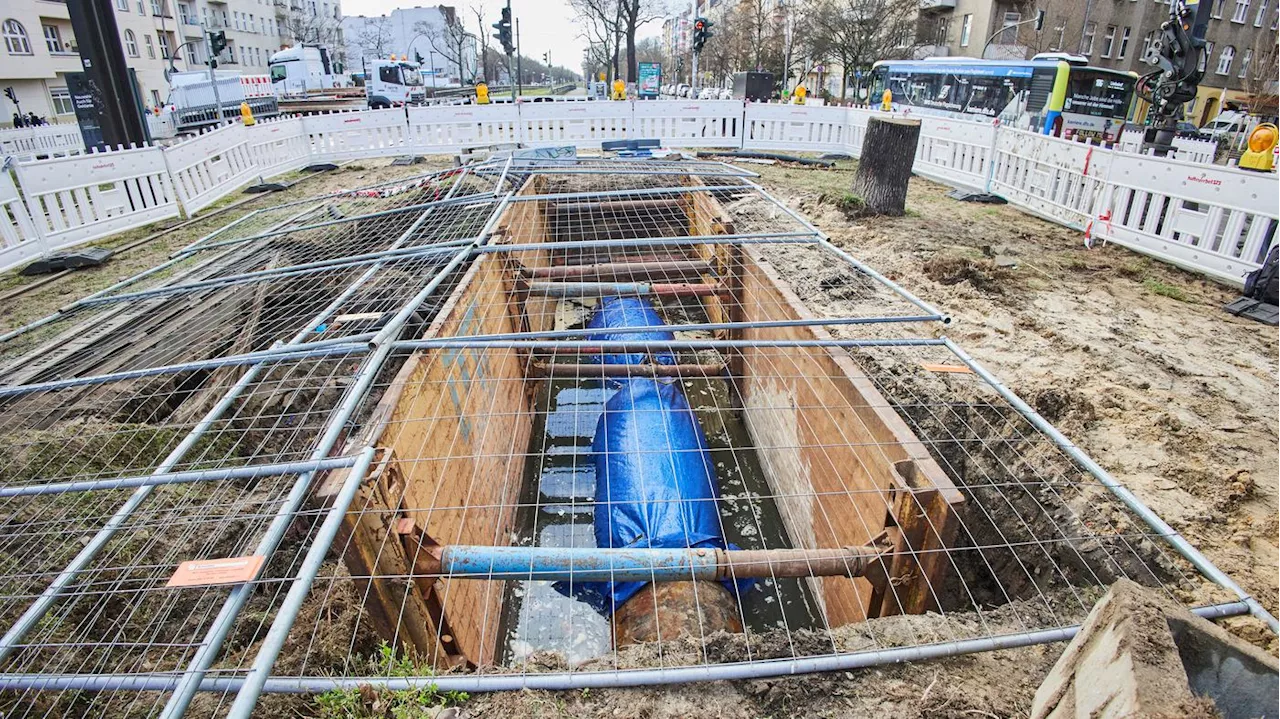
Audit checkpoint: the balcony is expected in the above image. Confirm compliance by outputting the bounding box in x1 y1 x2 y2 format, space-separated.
919 0 956 12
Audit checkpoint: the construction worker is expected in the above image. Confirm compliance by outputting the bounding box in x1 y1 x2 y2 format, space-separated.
476 81 490 105
612 77 626 101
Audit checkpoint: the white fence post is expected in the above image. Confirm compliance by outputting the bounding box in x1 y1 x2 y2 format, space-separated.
0 168 47 271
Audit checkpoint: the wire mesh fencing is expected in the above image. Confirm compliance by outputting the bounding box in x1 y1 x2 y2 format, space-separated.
0 156 1269 717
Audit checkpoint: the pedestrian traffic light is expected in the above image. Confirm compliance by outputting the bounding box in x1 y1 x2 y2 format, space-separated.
492 5 514 55
208 30 226 57
692 17 713 54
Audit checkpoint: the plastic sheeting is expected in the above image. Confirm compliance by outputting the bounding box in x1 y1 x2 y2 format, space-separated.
558 297 748 615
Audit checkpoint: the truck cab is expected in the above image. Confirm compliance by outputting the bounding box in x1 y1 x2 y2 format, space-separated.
269 45 339 96
366 60 425 108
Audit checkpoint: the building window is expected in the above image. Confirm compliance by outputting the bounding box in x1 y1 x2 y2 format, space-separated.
42 24 63 53
1216 44 1235 73
178 2 192 23
124 29 138 56
1212 0 1225 17
960 14 972 46
136 0 145 16
1117 27 1131 58
150 89 160 107
144 33 154 59
1232 0 1250 21
116 0 129 11
158 33 170 59
1256 0 1269 24
151 0 163 16
1100 25 1116 57
998 11 1021 44
1081 21 1097 55
1141 30 1155 59
1239 48 1252 76
2 19 32 55
49 87 73 115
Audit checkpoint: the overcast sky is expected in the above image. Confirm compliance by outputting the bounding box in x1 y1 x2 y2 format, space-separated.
342 0 667 71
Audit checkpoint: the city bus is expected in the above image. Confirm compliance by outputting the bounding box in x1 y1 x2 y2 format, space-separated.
867 56 1136 143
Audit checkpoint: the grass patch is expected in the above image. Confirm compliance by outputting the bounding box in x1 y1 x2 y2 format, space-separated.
1143 277 1189 302
316 642 469 718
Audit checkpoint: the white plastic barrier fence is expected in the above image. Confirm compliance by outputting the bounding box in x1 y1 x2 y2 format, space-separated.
912 115 1000 191
1117 127 1219 165
1100 153 1277 284
517 101 631 148
408 104 522 152
0 124 85 162
305 108 414 161
742 103 851 153
13 146 179 252
0 170 45 270
632 100 742 148
0 102 1275 285
164 122 260 215
245 115 312 178
988 128 1114 229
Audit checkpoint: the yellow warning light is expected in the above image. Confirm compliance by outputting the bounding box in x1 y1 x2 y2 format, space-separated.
1240 123 1278 172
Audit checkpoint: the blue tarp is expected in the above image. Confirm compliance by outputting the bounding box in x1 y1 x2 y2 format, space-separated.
557 297 749 615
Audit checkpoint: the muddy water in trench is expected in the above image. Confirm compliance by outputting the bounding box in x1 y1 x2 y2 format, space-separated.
496 302 823 666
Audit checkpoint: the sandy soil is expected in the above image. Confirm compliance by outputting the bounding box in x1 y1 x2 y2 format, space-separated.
0 157 1273 718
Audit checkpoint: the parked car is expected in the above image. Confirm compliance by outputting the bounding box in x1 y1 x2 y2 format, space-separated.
677 83 691 97
718 88 732 100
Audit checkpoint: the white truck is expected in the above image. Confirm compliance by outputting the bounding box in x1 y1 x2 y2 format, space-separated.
148 71 279 138
268 45 343 96
365 59 426 108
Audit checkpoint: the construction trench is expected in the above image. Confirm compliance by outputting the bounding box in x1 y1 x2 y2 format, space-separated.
0 157 1271 716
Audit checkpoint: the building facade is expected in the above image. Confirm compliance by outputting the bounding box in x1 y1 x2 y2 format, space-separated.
915 0 1279 124
342 5 477 87
1 0 343 126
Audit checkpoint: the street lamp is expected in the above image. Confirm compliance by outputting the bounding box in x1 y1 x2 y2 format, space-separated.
404 32 436 89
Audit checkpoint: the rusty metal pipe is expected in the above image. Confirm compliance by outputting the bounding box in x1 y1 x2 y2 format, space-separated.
520 260 714 282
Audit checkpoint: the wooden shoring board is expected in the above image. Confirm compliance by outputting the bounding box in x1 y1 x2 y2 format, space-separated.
733 247 962 625
335 251 532 668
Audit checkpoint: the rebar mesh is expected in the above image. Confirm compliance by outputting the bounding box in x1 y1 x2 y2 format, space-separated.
0 157 1264 717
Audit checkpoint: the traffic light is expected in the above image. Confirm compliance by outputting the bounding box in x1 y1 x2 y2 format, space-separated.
207 30 226 68
1034 9 1046 31
3 87 15 105
542 52 548 64
492 5 514 55
414 50 424 65
692 16 713 54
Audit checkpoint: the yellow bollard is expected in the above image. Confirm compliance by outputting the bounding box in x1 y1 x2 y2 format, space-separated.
1239 123 1278 172
881 88 892 112
476 82 490 105
612 78 626 101
240 101 256 126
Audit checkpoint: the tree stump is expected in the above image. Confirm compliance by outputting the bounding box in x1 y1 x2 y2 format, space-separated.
850 116 922 217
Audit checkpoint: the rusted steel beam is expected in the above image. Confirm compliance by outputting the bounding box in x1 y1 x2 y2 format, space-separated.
530 361 726 378
520 260 714 282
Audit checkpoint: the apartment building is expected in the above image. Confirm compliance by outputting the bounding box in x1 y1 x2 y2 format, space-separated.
916 0 1278 124
342 5 477 86
1 0 343 125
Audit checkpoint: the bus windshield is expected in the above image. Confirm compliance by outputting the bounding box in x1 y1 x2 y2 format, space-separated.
1063 71 1134 119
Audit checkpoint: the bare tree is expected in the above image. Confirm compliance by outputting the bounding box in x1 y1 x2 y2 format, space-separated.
420 7 475 84
1242 31 1280 116
635 36 664 65
619 0 663 82
802 0 919 98
571 0 621 81
472 6 497 83
352 16 394 64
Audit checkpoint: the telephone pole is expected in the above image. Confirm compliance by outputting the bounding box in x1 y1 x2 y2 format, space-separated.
516 18 523 97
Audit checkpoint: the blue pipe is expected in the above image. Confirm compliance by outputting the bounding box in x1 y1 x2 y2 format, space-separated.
443 545 720 582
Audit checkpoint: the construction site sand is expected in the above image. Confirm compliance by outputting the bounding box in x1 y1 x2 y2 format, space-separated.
0 159 1273 717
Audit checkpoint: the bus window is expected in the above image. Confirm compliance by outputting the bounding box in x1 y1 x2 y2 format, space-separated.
1064 71 1133 119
